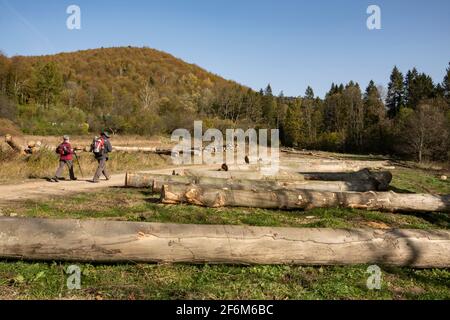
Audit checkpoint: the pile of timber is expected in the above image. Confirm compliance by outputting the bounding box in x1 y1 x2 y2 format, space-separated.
3 135 181 156
0 217 448 267
160 183 450 213
126 169 393 192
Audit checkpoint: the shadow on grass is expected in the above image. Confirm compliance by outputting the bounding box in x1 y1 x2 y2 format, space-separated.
380 266 450 289
408 212 450 229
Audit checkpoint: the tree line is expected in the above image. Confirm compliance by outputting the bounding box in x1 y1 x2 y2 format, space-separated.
0 47 448 162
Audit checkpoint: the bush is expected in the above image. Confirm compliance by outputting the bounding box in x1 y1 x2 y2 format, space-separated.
18 103 89 135
317 132 345 151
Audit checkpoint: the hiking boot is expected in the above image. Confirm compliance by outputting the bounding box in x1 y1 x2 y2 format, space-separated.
90 179 100 183
70 177 78 181
105 175 111 181
51 177 59 183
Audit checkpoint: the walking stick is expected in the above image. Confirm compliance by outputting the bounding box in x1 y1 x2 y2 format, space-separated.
74 153 84 178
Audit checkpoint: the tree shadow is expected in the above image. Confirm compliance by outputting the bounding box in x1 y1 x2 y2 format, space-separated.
407 212 450 229
380 265 450 289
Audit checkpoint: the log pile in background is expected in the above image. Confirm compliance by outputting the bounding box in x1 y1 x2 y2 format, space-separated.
161 183 450 213
0 217 448 267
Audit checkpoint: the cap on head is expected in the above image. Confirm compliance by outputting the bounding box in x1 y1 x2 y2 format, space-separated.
101 131 110 138
63 135 70 141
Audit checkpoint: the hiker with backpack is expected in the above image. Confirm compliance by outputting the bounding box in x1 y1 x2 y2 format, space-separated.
90 131 113 183
51 135 77 182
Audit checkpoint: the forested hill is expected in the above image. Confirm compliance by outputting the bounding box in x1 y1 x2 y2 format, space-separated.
0 47 449 161
0 46 260 135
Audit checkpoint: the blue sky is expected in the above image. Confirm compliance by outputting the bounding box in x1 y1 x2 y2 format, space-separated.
1 0 449 97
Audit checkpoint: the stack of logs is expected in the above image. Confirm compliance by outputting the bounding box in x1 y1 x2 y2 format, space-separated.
3 135 177 155
125 167 450 213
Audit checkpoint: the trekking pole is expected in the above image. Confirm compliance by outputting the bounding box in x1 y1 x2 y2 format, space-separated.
74 152 84 178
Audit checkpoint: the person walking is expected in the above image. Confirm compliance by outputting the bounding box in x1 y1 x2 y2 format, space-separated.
51 135 77 182
91 131 112 183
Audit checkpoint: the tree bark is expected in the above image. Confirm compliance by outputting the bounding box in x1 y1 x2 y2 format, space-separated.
161 184 450 213
0 217 448 267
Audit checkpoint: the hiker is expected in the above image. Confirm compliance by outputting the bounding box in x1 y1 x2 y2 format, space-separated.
51 135 77 182
91 131 113 183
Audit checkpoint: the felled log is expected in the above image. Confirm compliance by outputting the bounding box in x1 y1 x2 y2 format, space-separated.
125 172 192 188
114 146 196 155
4 134 23 153
182 169 392 190
161 184 450 213
0 217 448 267
183 169 301 180
302 169 393 191
279 159 395 172
125 172 384 193
114 146 173 154
159 179 384 195
27 141 41 148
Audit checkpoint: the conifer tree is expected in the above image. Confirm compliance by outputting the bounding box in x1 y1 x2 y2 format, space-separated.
386 66 404 117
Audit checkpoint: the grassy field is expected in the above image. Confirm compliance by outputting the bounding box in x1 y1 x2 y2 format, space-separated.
0 165 449 300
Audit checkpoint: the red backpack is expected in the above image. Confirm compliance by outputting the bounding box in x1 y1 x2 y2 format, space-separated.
93 137 105 155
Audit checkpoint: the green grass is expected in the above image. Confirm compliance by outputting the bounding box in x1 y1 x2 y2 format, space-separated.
0 166 449 300
1 262 449 300
390 167 450 194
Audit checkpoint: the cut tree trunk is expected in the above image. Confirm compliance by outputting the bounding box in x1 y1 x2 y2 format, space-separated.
0 217 448 267
114 146 198 155
4 135 23 153
161 184 450 213
182 169 392 190
279 160 395 172
158 179 379 193
113 146 173 155
125 173 193 188
183 169 303 180
302 169 393 191
126 169 392 192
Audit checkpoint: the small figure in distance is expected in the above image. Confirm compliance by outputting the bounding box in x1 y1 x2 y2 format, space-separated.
90 131 113 183
51 135 77 182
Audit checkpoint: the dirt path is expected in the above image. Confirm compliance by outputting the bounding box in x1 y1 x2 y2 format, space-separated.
0 164 213 205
